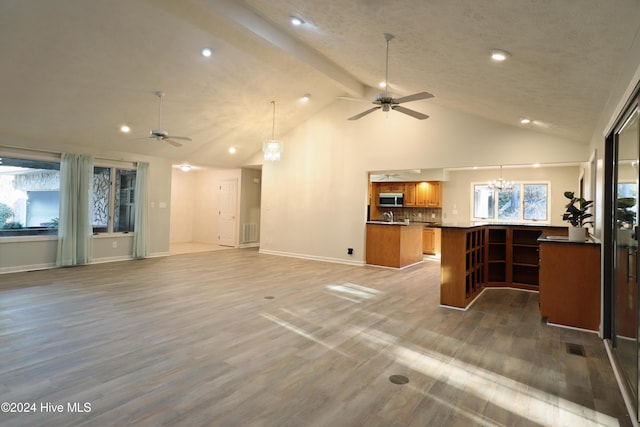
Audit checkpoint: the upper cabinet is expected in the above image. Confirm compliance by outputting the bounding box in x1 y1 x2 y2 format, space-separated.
371 181 442 209
403 181 441 208
425 181 442 207
378 183 405 193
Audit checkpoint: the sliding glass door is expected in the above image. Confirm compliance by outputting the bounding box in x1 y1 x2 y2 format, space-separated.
612 102 640 412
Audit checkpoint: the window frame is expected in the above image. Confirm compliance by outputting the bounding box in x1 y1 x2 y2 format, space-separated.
470 180 551 224
92 164 137 235
0 154 61 237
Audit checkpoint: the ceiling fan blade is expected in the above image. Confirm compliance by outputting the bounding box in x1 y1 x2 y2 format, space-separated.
167 135 192 141
394 91 434 104
392 105 429 120
165 138 183 147
348 106 381 121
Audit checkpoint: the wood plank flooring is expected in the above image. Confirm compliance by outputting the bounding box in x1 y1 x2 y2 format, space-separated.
0 249 632 426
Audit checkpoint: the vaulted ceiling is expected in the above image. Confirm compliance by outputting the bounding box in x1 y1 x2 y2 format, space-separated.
1 0 639 168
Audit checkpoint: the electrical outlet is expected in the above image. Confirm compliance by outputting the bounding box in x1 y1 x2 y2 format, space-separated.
347 248 354 255
112 241 117 249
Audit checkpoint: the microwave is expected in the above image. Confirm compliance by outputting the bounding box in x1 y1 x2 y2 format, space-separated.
379 192 404 207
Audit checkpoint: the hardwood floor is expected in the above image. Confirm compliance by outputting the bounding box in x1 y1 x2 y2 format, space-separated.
0 249 632 426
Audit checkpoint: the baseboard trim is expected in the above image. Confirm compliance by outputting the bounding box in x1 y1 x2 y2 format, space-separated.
0 262 56 274
258 249 365 266
239 242 260 249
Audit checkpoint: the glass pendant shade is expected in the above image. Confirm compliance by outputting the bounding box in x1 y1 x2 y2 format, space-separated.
264 101 283 162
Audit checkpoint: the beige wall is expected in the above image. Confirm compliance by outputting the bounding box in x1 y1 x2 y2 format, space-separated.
260 101 595 265
442 166 581 226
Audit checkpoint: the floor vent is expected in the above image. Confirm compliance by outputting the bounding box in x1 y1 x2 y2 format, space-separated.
566 342 586 357
389 375 409 385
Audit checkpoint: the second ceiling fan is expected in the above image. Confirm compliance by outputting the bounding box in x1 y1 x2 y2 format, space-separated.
348 33 433 121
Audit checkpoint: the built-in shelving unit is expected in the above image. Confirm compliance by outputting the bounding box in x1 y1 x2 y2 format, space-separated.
465 228 485 300
511 229 543 288
487 228 507 284
440 225 566 309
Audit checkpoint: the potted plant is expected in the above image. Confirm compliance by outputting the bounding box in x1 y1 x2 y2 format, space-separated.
562 191 593 241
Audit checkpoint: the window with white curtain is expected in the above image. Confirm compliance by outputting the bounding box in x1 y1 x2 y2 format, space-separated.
472 182 550 223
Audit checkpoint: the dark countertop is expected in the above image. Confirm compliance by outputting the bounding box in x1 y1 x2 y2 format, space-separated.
538 235 601 245
366 221 424 227
436 222 567 229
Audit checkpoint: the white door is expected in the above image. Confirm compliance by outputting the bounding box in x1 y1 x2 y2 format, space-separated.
218 179 238 247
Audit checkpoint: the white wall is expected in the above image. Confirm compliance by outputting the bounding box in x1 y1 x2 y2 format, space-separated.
260 101 594 265
170 168 196 243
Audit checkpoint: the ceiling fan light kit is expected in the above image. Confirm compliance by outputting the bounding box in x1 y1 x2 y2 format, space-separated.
348 33 433 121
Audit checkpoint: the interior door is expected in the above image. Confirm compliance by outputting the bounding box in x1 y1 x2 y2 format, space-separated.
614 105 639 411
218 179 237 247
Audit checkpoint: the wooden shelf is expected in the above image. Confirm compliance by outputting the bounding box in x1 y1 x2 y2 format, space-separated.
440 225 567 308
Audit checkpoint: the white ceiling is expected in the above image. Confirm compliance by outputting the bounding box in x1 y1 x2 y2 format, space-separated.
1 0 639 169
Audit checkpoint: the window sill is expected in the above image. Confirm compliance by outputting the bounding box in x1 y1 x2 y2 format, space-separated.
0 234 58 243
92 232 135 238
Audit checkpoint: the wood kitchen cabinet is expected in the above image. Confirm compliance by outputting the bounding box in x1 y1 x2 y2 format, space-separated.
423 227 441 255
425 181 442 207
378 182 405 193
404 183 416 206
539 239 601 331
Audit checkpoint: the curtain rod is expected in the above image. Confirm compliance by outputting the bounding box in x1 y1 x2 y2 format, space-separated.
0 144 137 165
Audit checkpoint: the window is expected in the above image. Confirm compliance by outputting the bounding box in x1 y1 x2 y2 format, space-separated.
92 167 136 234
0 156 60 235
472 182 550 223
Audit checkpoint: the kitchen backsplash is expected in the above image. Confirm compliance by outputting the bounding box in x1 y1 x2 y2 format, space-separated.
376 207 442 223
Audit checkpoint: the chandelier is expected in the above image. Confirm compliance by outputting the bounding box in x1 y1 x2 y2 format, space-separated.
488 166 515 192
263 100 283 162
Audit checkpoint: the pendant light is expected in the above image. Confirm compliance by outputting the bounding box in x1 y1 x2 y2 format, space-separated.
488 165 515 192
263 101 283 162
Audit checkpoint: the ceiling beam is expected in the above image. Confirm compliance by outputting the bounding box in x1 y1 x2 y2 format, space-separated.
207 0 365 98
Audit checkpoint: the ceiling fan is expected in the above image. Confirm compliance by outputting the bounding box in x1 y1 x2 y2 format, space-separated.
348 33 433 121
148 91 192 147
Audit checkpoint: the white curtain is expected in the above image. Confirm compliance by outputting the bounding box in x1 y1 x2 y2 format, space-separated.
132 162 149 258
56 153 94 266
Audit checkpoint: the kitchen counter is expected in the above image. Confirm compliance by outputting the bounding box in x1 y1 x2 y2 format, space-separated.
365 222 423 268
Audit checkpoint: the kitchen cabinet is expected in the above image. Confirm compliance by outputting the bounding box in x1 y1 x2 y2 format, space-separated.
378 182 405 193
366 222 424 268
423 227 441 255
425 181 442 207
404 183 416 206
539 238 600 331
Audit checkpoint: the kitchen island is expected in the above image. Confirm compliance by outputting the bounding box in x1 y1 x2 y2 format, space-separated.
365 221 424 268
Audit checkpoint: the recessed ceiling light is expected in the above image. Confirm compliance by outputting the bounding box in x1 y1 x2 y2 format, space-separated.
201 47 212 57
520 118 531 124
300 93 311 103
290 16 304 26
179 164 192 172
379 81 386 88
120 124 131 133
533 163 540 168
228 147 236 154
491 49 511 62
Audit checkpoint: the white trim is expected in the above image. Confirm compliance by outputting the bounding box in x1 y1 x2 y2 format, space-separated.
0 235 57 243
545 321 599 334
90 255 134 264
605 340 640 426
0 262 56 275
148 251 170 258
259 249 365 266
439 286 539 311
